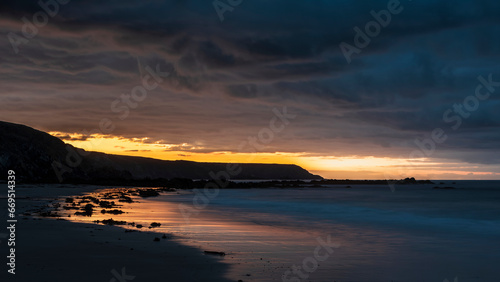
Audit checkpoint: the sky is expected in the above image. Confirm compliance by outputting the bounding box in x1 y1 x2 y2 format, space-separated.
1 0 500 180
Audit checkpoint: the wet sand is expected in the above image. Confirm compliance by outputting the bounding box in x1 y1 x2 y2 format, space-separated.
0 185 231 282
53 184 500 282
4 183 500 282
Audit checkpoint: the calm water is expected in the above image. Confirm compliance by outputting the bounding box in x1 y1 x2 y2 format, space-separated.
63 181 500 282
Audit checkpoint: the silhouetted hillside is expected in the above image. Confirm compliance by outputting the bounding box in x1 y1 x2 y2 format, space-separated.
0 121 322 183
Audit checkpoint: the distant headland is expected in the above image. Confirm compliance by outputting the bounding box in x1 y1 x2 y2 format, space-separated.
0 121 322 184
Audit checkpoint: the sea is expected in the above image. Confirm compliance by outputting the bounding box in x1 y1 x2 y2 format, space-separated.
63 180 500 282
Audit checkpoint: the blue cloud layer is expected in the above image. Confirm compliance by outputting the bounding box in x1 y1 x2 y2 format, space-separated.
1 0 499 169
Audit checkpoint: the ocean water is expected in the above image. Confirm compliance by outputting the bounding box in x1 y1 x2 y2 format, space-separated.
64 181 500 282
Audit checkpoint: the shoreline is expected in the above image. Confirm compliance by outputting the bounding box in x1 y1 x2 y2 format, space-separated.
3 182 498 281
0 184 232 282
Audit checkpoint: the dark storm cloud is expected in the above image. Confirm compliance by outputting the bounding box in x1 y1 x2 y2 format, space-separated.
1 0 500 168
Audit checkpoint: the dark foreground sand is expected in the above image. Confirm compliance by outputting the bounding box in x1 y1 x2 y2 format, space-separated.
0 185 232 282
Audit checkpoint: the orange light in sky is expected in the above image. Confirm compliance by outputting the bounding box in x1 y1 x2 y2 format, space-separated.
48 131 301 164
48 132 500 180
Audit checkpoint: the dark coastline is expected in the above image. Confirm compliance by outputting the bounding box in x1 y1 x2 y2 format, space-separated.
7 177 434 189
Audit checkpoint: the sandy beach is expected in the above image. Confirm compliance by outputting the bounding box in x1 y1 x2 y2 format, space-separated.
0 185 232 282
2 0 499 281
2 182 500 282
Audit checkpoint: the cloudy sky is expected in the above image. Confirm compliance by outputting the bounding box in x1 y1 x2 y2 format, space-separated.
1 0 500 179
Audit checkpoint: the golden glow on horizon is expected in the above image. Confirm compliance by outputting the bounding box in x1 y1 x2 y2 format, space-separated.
48 132 301 164
49 132 500 180
300 156 409 170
